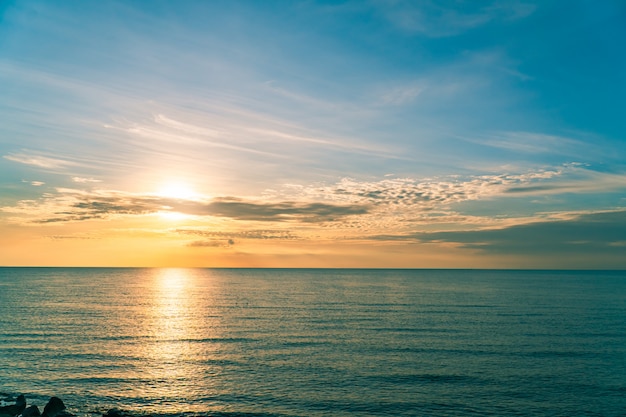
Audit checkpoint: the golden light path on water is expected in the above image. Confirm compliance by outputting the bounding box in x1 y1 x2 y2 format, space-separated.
132 268 224 412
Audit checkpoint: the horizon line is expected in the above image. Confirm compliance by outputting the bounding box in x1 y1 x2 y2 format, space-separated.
1 266 625 272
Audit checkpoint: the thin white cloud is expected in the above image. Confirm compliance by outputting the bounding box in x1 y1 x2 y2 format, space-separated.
461 131 589 154
370 49 529 115
4 153 77 169
376 0 536 37
145 109 400 160
263 81 375 118
153 114 223 138
21 180 46 186
72 177 101 183
378 84 424 106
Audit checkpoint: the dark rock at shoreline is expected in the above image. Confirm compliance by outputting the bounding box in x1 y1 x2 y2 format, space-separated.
0 394 26 417
41 398 66 417
0 396 75 417
102 409 124 417
22 406 41 417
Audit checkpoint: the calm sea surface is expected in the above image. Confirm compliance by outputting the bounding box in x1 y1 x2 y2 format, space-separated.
0 268 625 416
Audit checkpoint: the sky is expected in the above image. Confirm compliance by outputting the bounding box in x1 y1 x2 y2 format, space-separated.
1 0 625 268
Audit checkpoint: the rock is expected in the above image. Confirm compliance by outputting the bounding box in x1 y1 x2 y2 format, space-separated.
21 406 41 417
15 397 25 409
102 409 123 417
41 398 65 417
0 394 26 417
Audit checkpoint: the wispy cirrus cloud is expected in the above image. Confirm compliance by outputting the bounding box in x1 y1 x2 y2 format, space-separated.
71 177 101 183
458 131 611 160
376 0 536 37
22 180 45 187
151 109 397 159
1 58 402 190
370 49 534 122
378 83 425 106
4 152 78 169
99 105 404 189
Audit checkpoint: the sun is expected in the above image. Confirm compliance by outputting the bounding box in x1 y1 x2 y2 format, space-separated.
156 181 199 200
153 180 202 221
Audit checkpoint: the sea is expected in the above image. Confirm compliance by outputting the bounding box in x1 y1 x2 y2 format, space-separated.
0 268 625 417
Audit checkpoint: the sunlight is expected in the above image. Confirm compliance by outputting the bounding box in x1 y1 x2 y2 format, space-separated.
158 267 188 292
153 180 201 221
127 268 221 408
157 210 192 221
156 181 199 200
136 268 199 395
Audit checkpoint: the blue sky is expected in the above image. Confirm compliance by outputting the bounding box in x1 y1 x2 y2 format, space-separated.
1 0 625 267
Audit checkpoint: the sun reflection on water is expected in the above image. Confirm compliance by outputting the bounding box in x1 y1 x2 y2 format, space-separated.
135 268 221 410
154 268 191 340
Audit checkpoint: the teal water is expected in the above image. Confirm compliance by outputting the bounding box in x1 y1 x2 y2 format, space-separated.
0 268 625 416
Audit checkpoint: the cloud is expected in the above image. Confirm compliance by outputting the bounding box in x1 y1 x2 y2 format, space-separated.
72 177 101 183
368 49 535 119
100 105 403 185
267 168 568 209
1 58 399 191
176 229 299 240
378 84 424 105
500 166 626 195
46 234 98 240
459 131 602 159
4 152 77 169
371 210 626 261
1 189 169 224
1 189 369 224
22 180 45 186
153 109 396 159
313 164 626 207
377 0 536 37
193 197 369 222
187 239 235 248
4 165 625 236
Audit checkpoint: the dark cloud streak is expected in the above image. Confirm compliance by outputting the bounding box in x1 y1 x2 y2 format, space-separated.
185 198 369 222
372 210 626 264
176 229 299 240
26 191 369 224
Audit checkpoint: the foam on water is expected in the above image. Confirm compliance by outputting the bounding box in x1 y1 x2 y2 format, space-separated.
1 268 625 416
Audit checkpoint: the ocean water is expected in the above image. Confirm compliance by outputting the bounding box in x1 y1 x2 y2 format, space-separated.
0 268 625 417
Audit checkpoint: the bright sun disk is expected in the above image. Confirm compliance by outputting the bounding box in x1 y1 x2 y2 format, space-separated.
154 181 201 221
157 181 199 200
